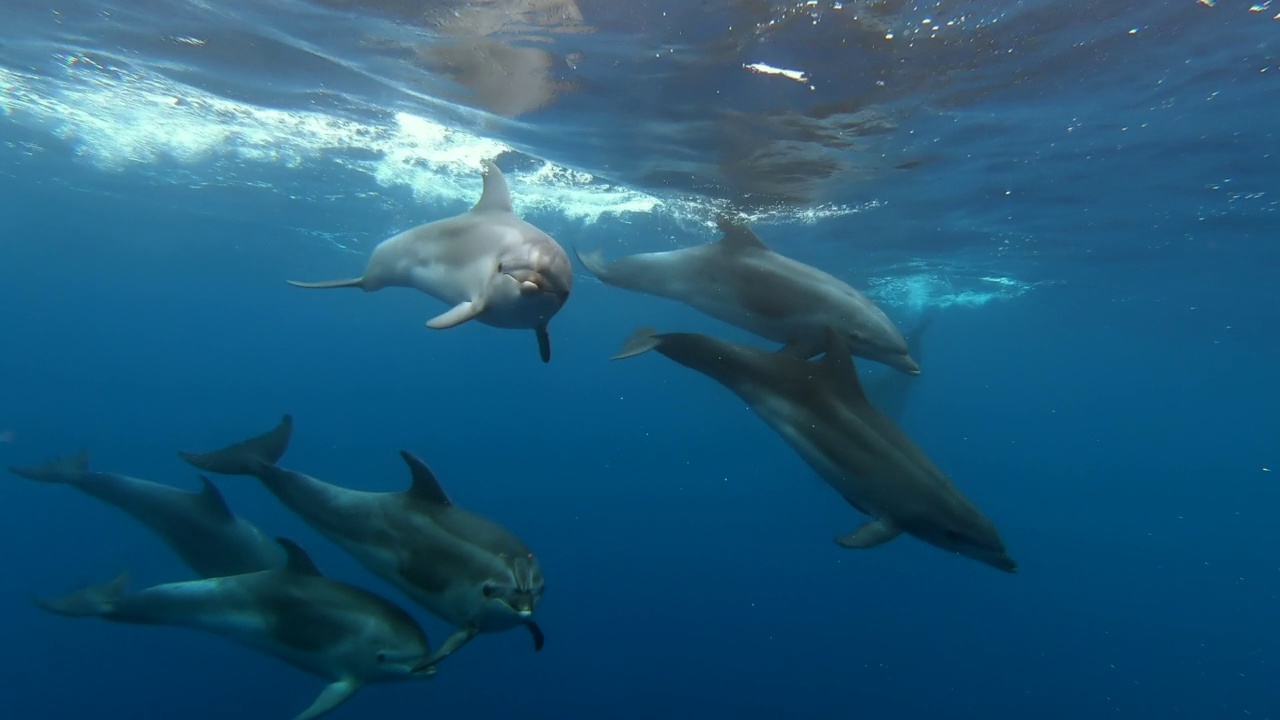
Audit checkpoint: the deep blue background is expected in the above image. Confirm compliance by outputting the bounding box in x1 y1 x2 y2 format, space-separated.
2 158 1277 720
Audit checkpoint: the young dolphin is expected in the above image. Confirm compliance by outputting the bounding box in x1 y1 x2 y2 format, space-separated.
35 537 435 720
613 325 1016 573
177 415 546 669
576 216 918 374
287 160 573 363
9 452 283 578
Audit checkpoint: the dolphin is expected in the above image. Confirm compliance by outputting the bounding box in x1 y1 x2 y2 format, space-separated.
177 415 546 668
612 325 1016 573
35 537 434 720
9 452 283 578
286 159 573 363
576 216 918 374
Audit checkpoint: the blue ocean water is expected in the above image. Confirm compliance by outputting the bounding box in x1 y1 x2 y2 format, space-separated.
2 1 1277 718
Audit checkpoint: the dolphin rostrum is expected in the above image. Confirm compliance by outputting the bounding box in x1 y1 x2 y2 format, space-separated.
612 325 1016 573
287 159 573 363
577 216 918 374
35 537 434 720
9 452 283 578
177 415 546 668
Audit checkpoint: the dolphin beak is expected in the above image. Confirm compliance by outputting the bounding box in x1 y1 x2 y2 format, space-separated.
412 659 439 676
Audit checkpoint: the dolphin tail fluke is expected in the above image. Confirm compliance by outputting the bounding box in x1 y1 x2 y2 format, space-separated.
572 247 610 279
33 571 129 617
611 327 661 360
286 277 366 290
177 415 294 477
904 307 939 365
293 678 363 720
8 450 89 483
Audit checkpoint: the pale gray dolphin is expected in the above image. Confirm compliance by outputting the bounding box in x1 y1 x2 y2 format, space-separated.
287 160 573 363
176 415 546 668
576 216 918 374
9 452 283 578
35 537 434 720
613 325 1016 573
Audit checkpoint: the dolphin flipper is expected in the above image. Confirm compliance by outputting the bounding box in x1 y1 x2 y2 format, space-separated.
611 327 661 360
294 678 363 720
426 301 484 330
525 620 545 651
415 626 479 671
178 415 294 476
835 520 901 549
535 326 551 363
286 278 366 290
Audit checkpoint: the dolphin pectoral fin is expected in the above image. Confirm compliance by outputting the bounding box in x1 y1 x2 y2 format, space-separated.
525 619 545 651
426 301 483 329
535 326 552 363
611 327 661 360
415 627 479 671
775 336 822 359
286 278 366 290
835 520 901 549
294 679 362 720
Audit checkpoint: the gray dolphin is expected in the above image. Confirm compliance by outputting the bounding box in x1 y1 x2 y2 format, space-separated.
176 415 546 668
9 452 283 578
613 325 1016 573
287 159 573 363
576 216 918 374
35 537 434 720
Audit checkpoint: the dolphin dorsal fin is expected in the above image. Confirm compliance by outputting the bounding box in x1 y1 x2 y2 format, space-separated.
399 451 451 505
820 327 871 405
715 216 768 253
275 537 323 576
471 160 514 214
195 476 235 523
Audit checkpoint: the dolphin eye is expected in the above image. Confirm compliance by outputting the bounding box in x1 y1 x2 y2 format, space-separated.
482 584 497 598
376 652 387 663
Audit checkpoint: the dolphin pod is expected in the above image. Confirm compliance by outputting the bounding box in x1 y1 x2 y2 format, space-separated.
176 414 546 669
19 162 1020 718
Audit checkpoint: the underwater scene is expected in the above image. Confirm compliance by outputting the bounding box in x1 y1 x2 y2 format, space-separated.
1 1 1276 718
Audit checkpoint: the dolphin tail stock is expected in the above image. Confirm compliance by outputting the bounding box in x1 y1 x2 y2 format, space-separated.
285 277 366 290
33 571 129 618
610 327 662 361
177 414 294 477
8 450 89 483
